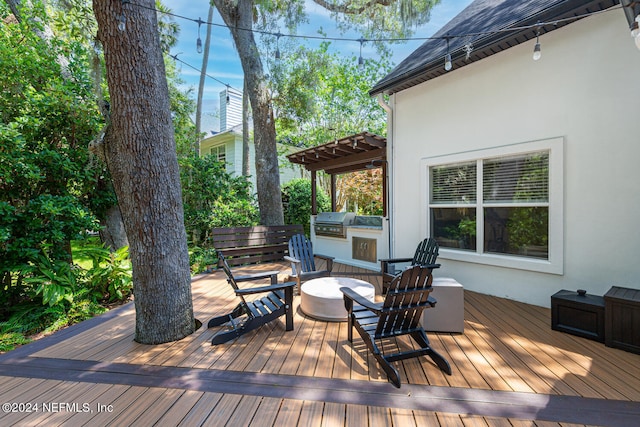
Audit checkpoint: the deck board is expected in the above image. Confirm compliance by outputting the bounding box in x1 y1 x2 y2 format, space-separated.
0 262 639 426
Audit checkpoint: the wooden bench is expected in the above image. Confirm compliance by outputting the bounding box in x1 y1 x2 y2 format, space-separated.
212 225 305 268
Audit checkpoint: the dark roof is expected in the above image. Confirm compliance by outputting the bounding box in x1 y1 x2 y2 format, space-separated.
287 132 386 174
370 0 618 96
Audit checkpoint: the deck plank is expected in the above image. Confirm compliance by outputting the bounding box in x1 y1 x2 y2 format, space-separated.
154 389 205 426
0 264 639 427
345 404 368 427
390 407 418 427
321 402 345 427
297 401 325 426
248 396 282 427
176 392 224 426
272 399 303 426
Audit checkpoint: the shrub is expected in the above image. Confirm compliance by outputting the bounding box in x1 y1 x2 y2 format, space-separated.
180 155 258 249
282 178 330 236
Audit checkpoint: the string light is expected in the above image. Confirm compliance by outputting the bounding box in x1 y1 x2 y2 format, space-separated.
117 0 129 32
196 17 204 54
444 36 452 71
170 53 240 94
128 2 625 79
533 28 542 61
275 32 282 59
358 37 366 67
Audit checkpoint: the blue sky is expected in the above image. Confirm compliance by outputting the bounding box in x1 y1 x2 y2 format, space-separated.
161 0 473 132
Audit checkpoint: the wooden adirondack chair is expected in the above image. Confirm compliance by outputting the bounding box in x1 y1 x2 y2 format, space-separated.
341 265 452 387
207 252 295 345
379 237 440 294
285 234 334 291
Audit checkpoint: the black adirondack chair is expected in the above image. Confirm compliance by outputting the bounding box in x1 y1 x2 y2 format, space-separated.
341 265 452 387
380 237 440 294
207 252 295 345
284 234 334 291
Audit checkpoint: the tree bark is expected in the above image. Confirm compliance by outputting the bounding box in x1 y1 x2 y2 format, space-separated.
242 79 250 177
214 0 284 225
99 205 129 250
4 0 21 22
93 0 195 344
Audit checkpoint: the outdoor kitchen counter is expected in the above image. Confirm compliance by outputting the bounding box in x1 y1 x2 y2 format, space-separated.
312 214 388 271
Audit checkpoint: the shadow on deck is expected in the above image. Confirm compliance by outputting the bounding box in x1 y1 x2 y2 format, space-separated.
0 262 638 426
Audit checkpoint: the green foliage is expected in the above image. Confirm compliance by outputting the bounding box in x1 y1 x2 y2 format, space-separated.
189 247 218 274
180 155 258 252
326 0 441 53
81 244 133 302
507 207 549 249
282 179 330 236
271 43 391 148
23 253 78 306
0 295 106 352
0 4 109 280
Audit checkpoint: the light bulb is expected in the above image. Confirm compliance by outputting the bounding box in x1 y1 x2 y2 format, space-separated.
196 37 203 54
533 42 541 61
444 53 452 71
117 14 126 32
358 55 364 67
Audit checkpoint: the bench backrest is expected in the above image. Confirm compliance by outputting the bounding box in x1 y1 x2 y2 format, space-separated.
212 225 304 267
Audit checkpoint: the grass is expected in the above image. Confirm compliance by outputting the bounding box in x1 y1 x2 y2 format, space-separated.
71 236 102 270
0 237 128 353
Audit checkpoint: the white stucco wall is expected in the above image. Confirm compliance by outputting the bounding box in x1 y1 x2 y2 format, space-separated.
390 10 640 307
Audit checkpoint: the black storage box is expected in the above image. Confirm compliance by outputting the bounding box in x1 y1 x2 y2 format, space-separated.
551 289 605 342
604 286 640 354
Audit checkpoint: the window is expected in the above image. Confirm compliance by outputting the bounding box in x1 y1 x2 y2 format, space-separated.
423 138 563 274
210 145 226 162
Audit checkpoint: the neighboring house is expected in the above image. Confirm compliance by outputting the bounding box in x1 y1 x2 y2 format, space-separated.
370 0 640 307
219 86 243 131
199 124 302 189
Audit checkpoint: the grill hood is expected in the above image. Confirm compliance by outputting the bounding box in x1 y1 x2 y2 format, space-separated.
315 212 355 225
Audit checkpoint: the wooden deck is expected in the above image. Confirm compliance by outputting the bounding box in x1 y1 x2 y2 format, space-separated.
0 262 639 426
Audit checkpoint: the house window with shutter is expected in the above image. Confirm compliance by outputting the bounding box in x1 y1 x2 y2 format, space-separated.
424 138 563 274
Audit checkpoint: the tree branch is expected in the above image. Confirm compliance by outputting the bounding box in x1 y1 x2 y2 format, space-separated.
312 0 392 15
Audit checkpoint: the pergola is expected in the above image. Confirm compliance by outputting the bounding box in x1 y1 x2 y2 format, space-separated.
286 132 387 216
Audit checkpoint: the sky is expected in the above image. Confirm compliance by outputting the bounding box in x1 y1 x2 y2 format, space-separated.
161 0 474 133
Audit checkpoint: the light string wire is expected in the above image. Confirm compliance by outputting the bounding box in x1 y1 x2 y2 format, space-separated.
128 2 623 89
169 53 241 93
132 2 622 44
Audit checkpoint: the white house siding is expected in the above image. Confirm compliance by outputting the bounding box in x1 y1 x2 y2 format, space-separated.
200 134 301 193
389 11 640 307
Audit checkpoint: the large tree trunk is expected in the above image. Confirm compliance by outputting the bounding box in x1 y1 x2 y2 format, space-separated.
242 79 250 177
214 0 284 225
99 205 129 250
93 0 195 344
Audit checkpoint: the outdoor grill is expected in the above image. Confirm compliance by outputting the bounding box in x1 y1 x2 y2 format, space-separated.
314 212 356 239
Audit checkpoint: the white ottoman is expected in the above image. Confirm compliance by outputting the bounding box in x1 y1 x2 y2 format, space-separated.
301 277 375 322
421 277 464 333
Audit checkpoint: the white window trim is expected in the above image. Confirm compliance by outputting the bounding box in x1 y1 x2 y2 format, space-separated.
210 144 226 162
420 137 564 275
